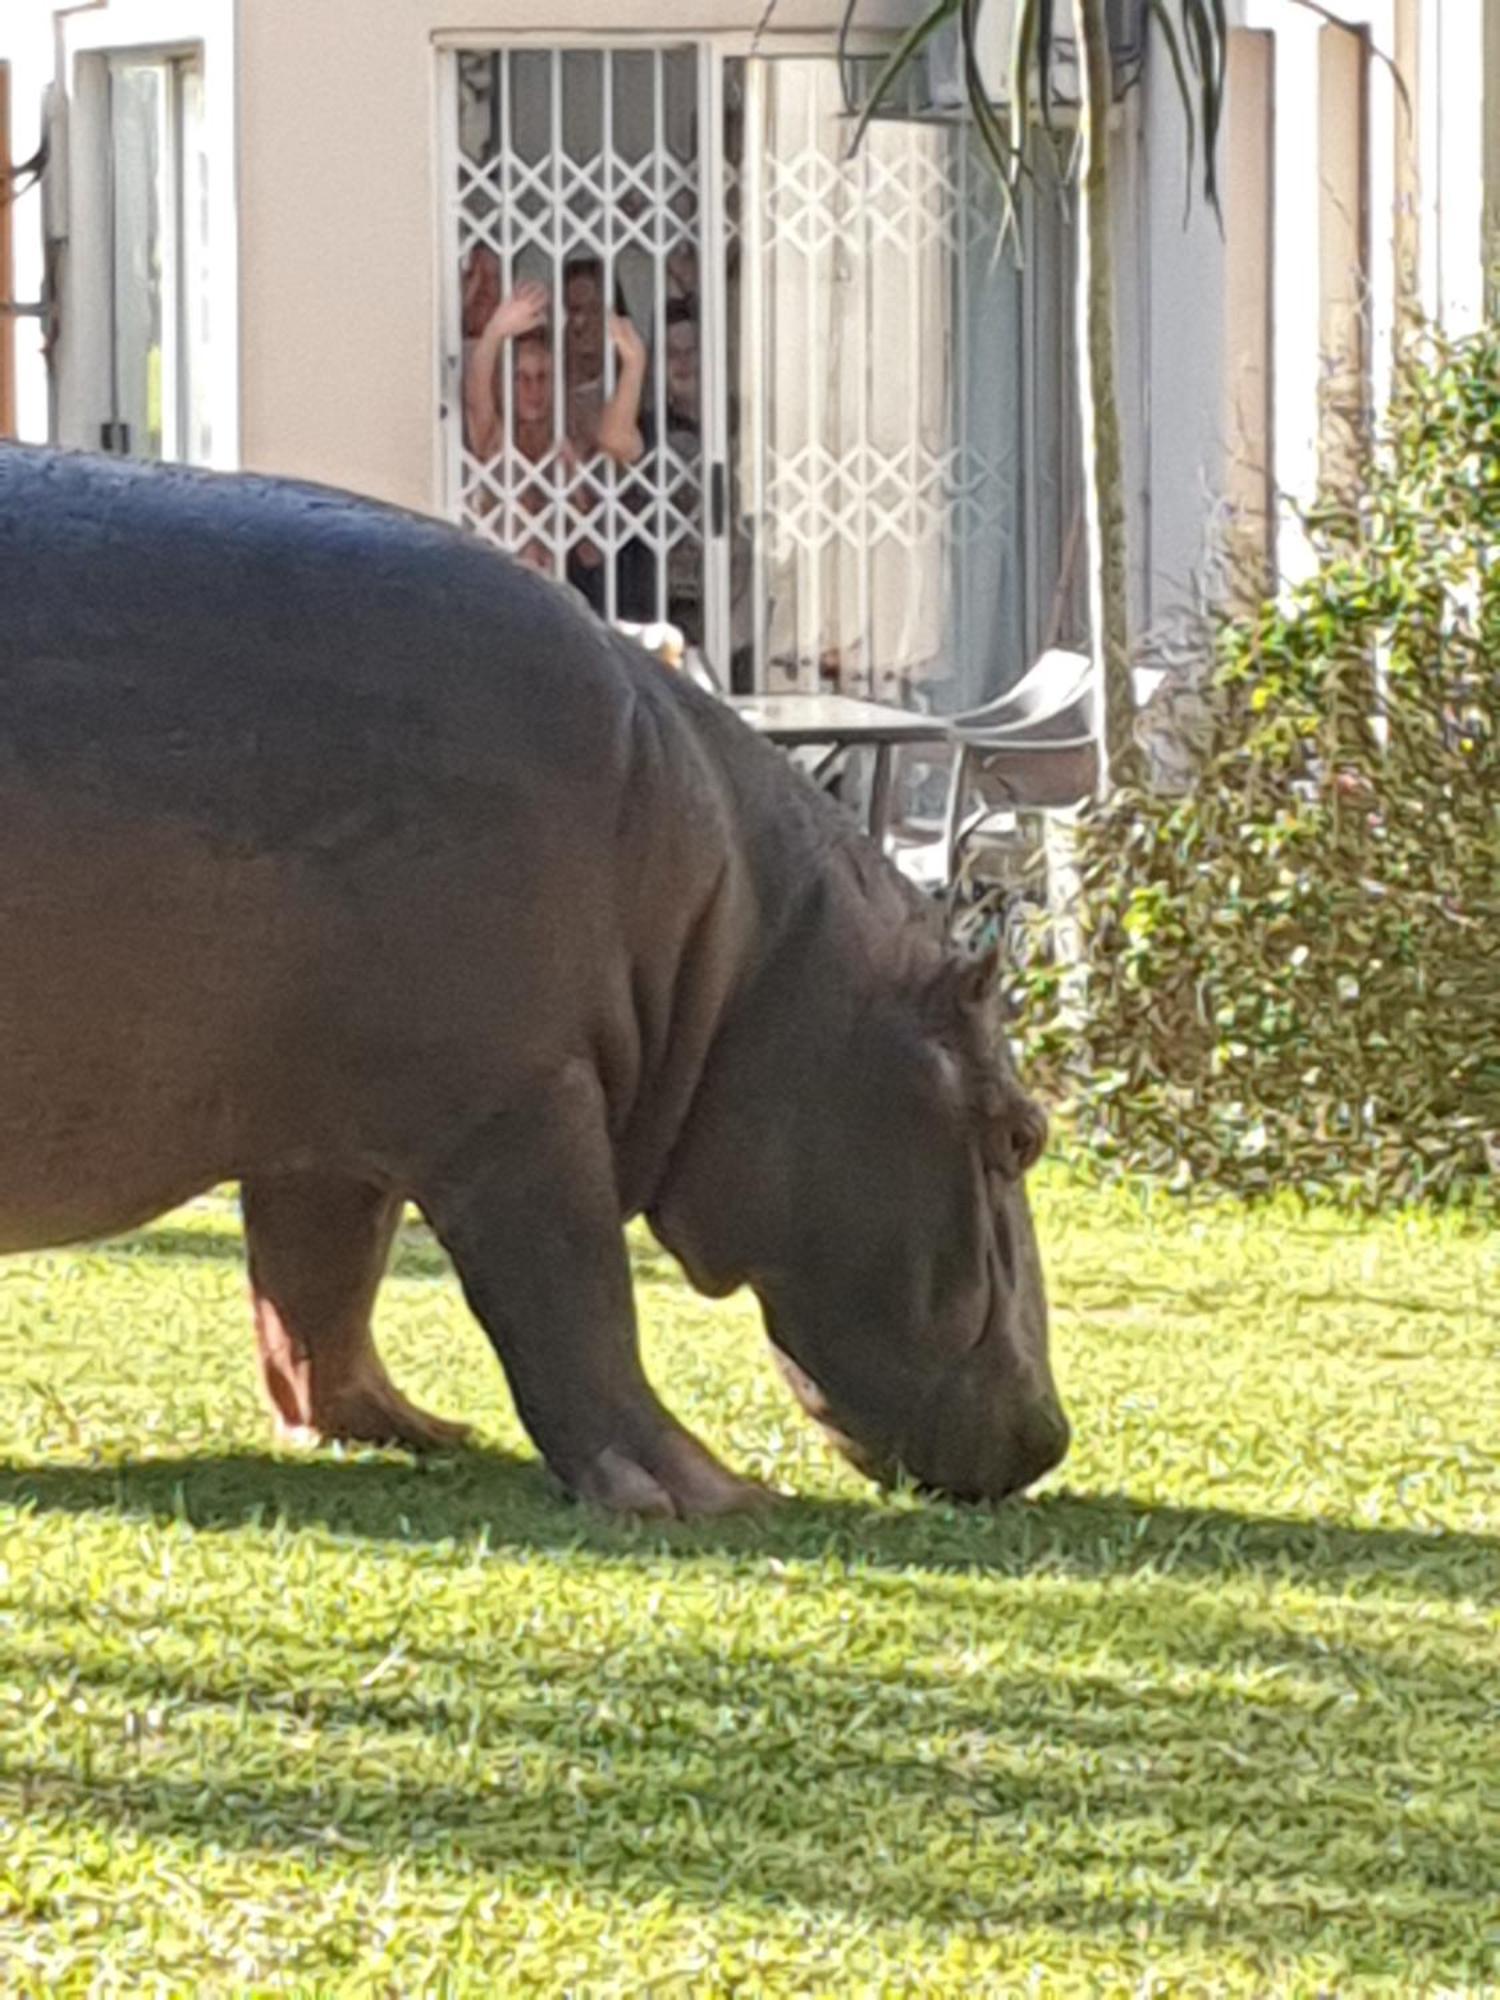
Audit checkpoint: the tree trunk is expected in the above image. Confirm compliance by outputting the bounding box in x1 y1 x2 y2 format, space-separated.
1075 0 1144 796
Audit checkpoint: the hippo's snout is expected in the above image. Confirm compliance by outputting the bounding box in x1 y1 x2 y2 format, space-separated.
914 1393 1070 1503
1015 1394 1072 1484
771 1342 1069 1503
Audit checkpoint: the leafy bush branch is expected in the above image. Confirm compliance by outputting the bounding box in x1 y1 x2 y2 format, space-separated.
1013 317 1500 1209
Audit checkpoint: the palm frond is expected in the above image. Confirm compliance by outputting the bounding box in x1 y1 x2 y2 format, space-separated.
1035 0 1057 130
840 0 1228 223
960 0 1022 211
1145 0 1196 225
842 0 964 157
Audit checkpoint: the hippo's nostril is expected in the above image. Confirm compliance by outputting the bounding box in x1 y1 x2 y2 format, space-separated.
909 1391 1070 1503
1015 1396 1070 1483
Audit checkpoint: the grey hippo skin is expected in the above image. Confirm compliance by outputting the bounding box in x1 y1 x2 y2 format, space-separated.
0 447 1068 1516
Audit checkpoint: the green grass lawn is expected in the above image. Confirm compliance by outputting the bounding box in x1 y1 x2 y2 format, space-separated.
0 1174 1495 1995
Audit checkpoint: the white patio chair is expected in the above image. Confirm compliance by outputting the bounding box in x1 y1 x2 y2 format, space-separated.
888 648 1098 896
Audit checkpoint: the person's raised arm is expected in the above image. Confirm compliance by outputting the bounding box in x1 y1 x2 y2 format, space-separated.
463 280 548 460
595 313 647 466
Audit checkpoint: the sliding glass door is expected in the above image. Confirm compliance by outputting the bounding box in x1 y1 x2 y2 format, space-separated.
105 52 211 463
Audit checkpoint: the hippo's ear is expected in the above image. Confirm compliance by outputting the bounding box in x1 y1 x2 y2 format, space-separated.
927 942 999 1025
956 942 1001 1013
920 943 1003 1057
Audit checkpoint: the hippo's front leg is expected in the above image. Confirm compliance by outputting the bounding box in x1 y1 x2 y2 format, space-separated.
419 1066 766 1519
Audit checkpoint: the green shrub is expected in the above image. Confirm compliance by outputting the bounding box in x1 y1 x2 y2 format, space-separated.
1014 319 1500 1208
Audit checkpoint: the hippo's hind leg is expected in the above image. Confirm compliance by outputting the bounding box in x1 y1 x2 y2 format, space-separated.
418 1066 766 1518
242 1171 469 1451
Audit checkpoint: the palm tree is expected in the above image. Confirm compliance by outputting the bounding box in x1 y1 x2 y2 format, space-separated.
845 0 1228 796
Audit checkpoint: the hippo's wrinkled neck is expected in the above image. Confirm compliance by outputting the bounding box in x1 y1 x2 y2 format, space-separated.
726 732 949 990
625 683 945 1232
645 884 936 1300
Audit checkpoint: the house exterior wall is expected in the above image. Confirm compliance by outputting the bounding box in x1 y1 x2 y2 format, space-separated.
1221 29 1274 594
1 60 15 436
1201 0 1491 589
0 4 53 443
1419 0 1490 330
1 0 1495 627
4 0 239 463
235 0 915 514
1317 20 1368 490
1136 29 1227 632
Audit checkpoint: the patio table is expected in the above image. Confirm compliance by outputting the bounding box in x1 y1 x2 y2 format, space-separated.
727 693 952 843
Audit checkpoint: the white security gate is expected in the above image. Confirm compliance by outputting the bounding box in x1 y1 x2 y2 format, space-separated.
442 45 1077 705
446 46 726 651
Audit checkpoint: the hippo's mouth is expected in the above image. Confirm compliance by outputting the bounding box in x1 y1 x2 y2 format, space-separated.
769 1342 900 1487
770 1338 1069 1503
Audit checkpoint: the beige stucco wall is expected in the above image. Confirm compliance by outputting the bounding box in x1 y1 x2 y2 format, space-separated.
0 0 240 460
1222 29 1273 592
235 0 914 515
1318 20 1366 490
0 4 59 441
1393 0 1421 295
1138 34 1227 629
1486 0 1500 287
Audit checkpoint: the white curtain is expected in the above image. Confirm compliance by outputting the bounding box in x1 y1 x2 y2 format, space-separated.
743 60 1043 710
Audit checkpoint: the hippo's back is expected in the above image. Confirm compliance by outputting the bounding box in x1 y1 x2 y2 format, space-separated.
0 451 754 1245
0 448 655 856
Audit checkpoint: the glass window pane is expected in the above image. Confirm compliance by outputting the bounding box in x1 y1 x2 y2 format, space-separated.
177 61 212 464
108 55 212 466
734 56 1069 708
110 61 167 458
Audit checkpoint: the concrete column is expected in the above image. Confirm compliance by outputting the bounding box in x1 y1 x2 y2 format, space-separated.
1318 19 1368 490
1222 28 1274 595
1361 0 1398 417
1419 0 1487 331
1392 0 1421 306
1 60 13 437
1268 11 1324 577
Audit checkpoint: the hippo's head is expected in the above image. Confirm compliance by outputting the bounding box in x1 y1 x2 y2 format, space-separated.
650 928 1067 1503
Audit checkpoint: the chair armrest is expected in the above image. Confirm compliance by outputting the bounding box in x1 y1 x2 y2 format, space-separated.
956 728 1098 753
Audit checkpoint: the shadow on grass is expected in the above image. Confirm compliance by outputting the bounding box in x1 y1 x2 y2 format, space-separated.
0 1449 1493 1602
7 1226 1492 1973
1 1599 1493 1972
114 1219 684 1287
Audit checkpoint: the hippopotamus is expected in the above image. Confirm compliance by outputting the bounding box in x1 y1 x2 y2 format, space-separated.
0 446 1068 1515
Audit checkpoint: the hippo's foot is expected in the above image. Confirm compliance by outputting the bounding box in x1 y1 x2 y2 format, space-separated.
563 1420 771 1520
244 1170 470 1455
274 1361 472 1455
418 1076 769 1518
